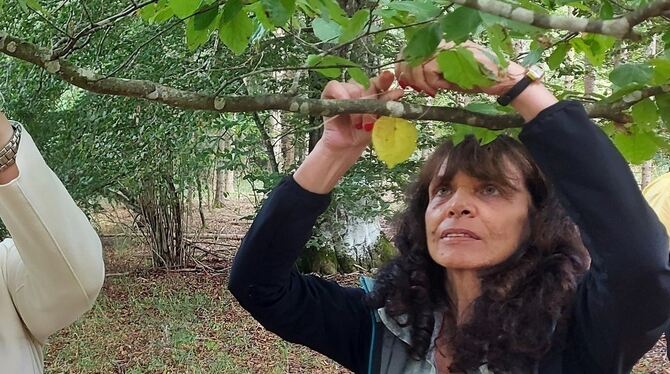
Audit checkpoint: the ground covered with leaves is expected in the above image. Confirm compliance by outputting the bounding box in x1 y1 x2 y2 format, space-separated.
44 200 669 373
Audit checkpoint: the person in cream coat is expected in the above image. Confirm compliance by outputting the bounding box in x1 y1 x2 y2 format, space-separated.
0 111 105 373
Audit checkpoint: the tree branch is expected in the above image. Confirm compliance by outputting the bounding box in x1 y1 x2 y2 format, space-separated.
1 32 666 129
585 85 670 120
53 0 160 59
453 0 670 40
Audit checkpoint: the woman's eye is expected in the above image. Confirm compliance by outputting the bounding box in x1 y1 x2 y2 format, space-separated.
481 185 500 196
435 186 451 196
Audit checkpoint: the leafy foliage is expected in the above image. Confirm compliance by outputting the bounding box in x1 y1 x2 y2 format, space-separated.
1 0 669 269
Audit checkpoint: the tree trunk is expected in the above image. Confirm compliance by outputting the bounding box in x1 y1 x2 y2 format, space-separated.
584 59 596 97
214 135 232 206
280 116 295 170
641 161 654 189
224 169 235 195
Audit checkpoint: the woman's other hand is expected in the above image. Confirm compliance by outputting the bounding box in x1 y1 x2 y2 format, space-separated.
395 41 557 121
293 71 404 194
319 70 404 155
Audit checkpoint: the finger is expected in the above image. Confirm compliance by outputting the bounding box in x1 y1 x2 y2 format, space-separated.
321 81 363 128
424 60 451 92
379 88 405 102
361 114 376 131
342 81 365 98
375 70 395 92
408 63 434 96
396 61 412 89
322 80 351 100
395 62 403 85
362 79 381 100
362 71 392 99
395 49 405 83
341 82 366 127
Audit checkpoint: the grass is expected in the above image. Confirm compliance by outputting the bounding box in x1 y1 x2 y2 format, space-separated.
45 269 346 374
43 256 670 374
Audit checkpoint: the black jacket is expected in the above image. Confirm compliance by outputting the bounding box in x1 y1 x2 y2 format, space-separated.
229 101 670 373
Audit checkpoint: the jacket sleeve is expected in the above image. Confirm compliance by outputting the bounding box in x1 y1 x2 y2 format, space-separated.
519 101 670 372
0 122 105 344
228 176 372 373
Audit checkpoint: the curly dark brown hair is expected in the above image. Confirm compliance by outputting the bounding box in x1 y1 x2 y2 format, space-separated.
365 135 590 372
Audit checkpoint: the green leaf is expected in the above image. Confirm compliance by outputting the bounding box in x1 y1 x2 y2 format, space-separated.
222 0 243 23
260 0 295 27
489 24 514 56
609 63 653 87
599 0 614 19
631 98 659 127
436 47 495 90
656 93 670 130
169 0 202 18
219 9 253 54
651 58 670 84
307 55 360 79
320 0 347 25
547 43 570 70
385 1 441 21
246 2 274 30
347 67 370 89
403 23 441 65
15 0 26 12
16 0 42 12
479 13 543 36
307 55 341 78
465 102 508 115
486 24 513 69
154 6 175 22
570 34 616 66
139 3 157 22
193 5 219 31
613 129 659 165
451 124 501 145
477 129 500 145
312 17 341 43
521 46 544 66
339 9 370 43
147 0 175 23
441 6 481 44
186 16 214 50
25 0 42 11
604 83 647 103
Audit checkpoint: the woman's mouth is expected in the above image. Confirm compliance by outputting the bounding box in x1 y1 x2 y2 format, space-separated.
440 228 481 241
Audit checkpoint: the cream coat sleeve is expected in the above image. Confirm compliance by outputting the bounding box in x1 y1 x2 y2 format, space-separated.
0 122 105 344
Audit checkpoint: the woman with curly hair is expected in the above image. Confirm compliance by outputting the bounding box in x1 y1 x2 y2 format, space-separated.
228 42 670 373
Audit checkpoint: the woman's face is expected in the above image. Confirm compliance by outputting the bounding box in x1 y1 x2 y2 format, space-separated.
425 162 532 271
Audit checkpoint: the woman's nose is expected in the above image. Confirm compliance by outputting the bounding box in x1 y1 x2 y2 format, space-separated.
447 191 475 218
447 206 472 218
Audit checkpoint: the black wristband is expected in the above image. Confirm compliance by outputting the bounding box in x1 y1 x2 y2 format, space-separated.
497 76 533 106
